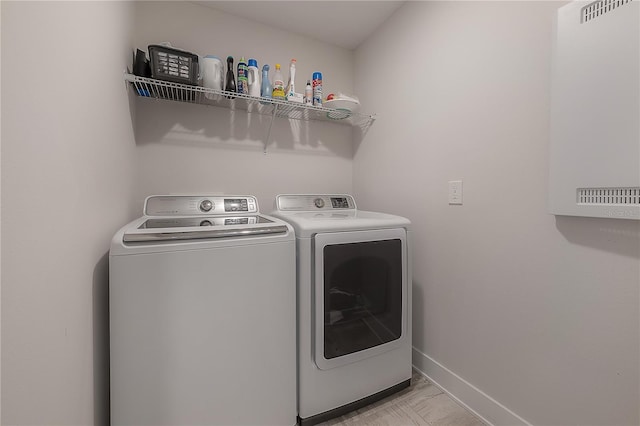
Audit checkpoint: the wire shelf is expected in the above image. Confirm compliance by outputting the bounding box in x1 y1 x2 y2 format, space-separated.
124 73 376 131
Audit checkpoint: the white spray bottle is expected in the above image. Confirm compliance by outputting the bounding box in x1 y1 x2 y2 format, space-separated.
286 59 297 99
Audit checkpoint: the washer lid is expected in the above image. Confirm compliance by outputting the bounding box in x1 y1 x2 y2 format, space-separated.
139 215 273 229
123 215 288 243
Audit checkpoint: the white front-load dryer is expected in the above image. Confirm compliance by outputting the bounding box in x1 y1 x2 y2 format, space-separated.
110 195 296 426
272 194 412 425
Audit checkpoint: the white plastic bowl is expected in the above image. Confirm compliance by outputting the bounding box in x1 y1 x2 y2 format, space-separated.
324 99 360 120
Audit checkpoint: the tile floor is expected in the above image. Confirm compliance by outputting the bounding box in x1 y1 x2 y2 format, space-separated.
318 370 485 426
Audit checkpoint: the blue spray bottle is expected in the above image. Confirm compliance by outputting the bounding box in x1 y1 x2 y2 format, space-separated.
261 65 272 101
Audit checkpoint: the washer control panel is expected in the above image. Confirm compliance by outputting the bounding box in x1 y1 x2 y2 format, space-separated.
145 195 259 216
276 194 356 211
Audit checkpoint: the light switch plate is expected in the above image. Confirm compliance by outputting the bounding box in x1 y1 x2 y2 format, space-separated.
449 180 463 205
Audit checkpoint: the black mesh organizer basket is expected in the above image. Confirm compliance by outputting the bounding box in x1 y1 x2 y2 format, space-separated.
148 45 199 85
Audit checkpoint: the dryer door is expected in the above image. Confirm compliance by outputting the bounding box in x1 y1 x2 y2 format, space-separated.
313 228 407 370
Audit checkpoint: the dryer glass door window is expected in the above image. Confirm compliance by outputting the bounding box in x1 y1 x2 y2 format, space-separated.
314 228 407 370
324 239 402 358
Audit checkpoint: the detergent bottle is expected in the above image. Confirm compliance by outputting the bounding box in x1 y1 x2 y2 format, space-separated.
272 63 286 100
237 56 248 94
247 59 261 97
201 55 223 100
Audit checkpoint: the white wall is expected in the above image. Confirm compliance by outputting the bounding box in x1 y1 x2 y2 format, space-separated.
131 2 355 210
354 2 639 425
2 2 355 424
1 2 137 425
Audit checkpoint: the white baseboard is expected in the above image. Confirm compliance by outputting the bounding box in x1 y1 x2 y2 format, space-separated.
412 347 531 426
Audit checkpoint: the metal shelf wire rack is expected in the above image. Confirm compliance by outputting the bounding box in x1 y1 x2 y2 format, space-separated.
124 74 376 136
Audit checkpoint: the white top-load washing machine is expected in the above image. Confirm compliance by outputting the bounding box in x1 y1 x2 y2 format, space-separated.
110 195 296 426
271 194 412 425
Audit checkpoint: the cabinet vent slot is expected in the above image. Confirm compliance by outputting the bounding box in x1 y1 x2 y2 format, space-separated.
577 187 640 205
582 0 633 23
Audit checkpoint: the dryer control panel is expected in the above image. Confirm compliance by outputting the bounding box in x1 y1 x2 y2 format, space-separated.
276 194 356 211
144 195 259 216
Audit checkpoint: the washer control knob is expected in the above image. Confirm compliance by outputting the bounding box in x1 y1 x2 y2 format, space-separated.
200 199 213 212
314 198 325 208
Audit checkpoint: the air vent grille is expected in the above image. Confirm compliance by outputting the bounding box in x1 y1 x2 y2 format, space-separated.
582 0 633 23
577 187 640 205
